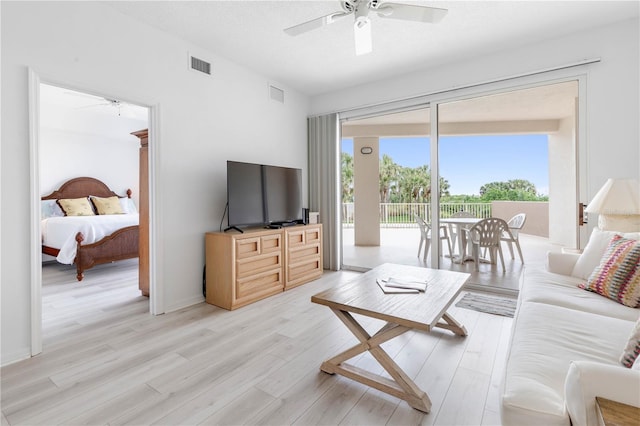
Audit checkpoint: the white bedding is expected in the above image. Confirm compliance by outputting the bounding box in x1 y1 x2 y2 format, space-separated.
41 214 139 264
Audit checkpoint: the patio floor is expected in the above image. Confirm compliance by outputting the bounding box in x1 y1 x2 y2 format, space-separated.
341 226 562 295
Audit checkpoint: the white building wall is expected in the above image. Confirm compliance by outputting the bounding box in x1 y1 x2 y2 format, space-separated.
1 2 309 365
353 137 380 246
549 115 577 247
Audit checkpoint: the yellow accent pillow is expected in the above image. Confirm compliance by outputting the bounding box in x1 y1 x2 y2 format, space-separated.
57 198 95 216
90 196 124 215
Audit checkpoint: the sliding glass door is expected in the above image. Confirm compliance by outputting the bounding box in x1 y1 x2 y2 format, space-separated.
338 78 583 292
432 81 580 291
341 107 432 270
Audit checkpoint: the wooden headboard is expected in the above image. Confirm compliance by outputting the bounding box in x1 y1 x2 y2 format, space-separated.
41 177 132 200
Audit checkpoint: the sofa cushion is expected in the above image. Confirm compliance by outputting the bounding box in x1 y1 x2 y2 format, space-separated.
579 235 640 308
501 302 634 425
620 318 640 368
520 268 640 322
571 228 640 280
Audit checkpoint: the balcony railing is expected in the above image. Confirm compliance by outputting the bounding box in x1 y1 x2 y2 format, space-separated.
342 203 492 228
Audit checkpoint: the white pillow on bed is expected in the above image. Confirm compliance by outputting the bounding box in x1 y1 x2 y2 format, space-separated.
41 199 64 219
119 197 138 214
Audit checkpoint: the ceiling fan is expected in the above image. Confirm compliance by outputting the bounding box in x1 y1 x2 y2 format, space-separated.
284 0 447 55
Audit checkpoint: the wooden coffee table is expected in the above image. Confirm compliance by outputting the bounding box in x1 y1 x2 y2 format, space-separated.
311 263 470 413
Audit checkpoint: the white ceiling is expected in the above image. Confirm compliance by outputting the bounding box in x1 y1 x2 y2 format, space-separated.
40 83 149 138
105 1 639 96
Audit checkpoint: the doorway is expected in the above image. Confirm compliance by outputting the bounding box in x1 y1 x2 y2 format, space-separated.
32 79 153 355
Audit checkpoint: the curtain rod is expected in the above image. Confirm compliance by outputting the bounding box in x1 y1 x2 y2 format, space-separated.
311 57 601 119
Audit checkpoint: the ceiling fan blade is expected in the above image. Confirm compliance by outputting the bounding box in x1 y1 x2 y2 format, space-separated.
375 3 447 23
284 11 350 36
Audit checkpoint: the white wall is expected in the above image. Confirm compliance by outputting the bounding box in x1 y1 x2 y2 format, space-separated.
1 2 309 365
311 18 640 202
40 101 144 203
40 128 140 201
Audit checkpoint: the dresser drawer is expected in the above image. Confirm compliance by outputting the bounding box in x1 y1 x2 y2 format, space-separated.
236 252 281 278
236 268 283 300
236 233 282 259
304 227 321 244
286 226 321 248
289 243 321 261
287 257 322 288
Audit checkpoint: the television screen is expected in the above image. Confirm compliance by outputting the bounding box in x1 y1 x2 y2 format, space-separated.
264 165 303 224
226 161 265 227
226 161 303 229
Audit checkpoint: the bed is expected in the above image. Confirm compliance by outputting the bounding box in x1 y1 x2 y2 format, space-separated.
41 177 139 281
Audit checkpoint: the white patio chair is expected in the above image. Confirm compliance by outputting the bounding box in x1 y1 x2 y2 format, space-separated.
501 213 526 263
415 214 453 262
464 217 509 272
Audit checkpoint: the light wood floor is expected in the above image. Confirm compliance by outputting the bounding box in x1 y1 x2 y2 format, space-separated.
2 260 513 425
342 228 559 294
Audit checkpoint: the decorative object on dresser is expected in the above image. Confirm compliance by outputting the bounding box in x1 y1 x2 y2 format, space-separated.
41 177 139 283
205 224 323 310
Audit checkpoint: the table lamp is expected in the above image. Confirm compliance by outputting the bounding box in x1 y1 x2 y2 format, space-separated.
584 178 640 232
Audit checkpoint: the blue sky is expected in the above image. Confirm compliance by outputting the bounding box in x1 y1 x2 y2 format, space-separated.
342 135 549 195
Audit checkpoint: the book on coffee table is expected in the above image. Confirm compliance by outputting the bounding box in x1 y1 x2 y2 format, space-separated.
384 276 428 292
377 279 420 294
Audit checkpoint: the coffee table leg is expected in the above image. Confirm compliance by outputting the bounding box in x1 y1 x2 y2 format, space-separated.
434 312 468 336
320 308 432 413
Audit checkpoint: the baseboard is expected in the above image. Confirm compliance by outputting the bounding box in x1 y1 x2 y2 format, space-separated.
1 346 32 367
340 264 371 273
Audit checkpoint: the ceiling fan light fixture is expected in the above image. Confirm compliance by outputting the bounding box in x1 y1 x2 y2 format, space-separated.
284 0 447 56
354 16 372 55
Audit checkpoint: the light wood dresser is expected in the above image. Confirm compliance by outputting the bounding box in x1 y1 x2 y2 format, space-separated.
205 224 323 310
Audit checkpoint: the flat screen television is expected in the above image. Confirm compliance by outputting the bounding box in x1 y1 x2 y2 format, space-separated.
226 161 303 230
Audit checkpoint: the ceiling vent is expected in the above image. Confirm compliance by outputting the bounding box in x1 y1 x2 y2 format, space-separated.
189 55 212 76
269 84 285 103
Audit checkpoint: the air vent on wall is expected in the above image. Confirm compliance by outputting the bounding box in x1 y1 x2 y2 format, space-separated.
190 55 212 76
269 84 285 103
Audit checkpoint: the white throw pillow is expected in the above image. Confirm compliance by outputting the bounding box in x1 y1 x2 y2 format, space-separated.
571 228 640 280
41 199 64 219
633 356 640 371
119 197 138 214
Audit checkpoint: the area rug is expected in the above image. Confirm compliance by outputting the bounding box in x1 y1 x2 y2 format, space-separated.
455 292 517 318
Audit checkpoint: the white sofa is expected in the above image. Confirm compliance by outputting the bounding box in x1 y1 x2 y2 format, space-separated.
500 229 640 426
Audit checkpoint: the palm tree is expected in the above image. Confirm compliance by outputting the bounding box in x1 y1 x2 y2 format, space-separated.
379 154 400 202
341 152 354 203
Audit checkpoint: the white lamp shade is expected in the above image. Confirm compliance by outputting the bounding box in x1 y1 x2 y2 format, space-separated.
584 178 640 214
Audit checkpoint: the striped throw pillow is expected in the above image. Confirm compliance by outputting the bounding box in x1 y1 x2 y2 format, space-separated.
620 318 640 368
578 234 640 308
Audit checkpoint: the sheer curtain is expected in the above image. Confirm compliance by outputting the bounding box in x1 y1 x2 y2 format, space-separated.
308 114 340 271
